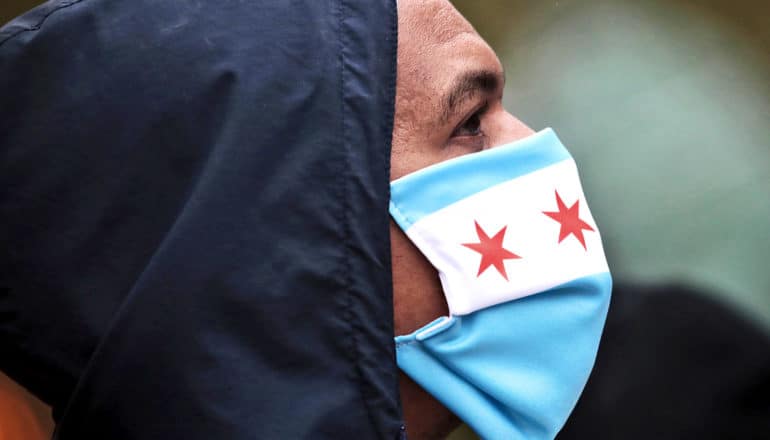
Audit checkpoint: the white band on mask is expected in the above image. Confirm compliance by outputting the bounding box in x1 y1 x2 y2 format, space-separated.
390 128 609 316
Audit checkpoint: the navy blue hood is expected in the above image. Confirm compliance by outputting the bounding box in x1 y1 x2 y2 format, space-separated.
0 0 402 438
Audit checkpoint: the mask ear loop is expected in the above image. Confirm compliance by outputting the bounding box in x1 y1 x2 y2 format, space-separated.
415 316 455 341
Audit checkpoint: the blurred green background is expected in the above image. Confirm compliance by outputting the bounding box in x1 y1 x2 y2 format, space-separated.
2 1 769 439
1 1 43 28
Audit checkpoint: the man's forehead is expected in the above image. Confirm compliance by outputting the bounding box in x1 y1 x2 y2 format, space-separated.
396 0 504 131
397 0 502 88
399 0 477 48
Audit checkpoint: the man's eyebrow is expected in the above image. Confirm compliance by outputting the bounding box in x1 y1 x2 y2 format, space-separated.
440 69 504 125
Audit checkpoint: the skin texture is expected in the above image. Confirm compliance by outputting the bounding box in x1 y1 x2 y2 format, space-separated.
0 372 53 440
391 1 534 438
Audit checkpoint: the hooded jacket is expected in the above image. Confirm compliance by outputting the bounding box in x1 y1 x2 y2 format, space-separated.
0 0 403 438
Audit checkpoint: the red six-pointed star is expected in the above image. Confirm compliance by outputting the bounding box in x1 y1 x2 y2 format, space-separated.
543 190 595 250
462 221 521 280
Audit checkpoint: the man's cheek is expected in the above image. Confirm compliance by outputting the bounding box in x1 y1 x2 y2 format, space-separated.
390 221 449 336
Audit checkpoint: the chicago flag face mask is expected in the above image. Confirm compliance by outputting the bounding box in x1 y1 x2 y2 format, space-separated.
390 128 612 440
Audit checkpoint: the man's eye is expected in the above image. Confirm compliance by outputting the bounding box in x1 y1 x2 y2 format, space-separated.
451 106 486 138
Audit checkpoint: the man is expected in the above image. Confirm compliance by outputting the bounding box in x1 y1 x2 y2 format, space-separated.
391 1 534 437
1 0 610 438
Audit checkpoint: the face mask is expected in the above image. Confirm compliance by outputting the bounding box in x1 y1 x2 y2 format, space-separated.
390 128 611 439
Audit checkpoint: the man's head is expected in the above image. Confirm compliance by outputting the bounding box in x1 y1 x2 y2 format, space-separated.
390 0 533 437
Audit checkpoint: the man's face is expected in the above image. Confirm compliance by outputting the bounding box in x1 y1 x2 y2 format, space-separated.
391 0 534 437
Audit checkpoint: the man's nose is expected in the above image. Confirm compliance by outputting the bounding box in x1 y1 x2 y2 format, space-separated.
486 110 534 149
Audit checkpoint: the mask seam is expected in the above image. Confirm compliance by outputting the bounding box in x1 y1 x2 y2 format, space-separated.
395 340 419 348
389 201 415 230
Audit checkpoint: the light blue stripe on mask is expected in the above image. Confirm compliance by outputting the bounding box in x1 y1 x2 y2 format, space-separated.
389 128 570 230
395 272 612 440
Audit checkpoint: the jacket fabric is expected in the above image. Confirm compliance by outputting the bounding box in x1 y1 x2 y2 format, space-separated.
0 0 402 438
